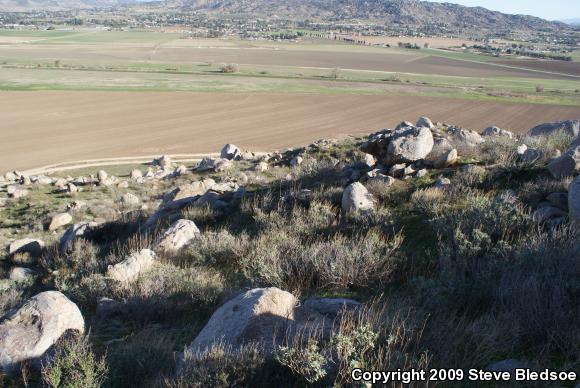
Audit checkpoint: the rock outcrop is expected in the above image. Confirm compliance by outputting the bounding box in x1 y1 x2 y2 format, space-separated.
528 120 580 138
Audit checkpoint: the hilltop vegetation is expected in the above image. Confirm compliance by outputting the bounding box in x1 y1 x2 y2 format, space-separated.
0 117 579 386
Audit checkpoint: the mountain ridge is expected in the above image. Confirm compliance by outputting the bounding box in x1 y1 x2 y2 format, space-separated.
0 0 576 38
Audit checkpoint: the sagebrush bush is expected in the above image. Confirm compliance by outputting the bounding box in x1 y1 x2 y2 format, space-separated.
171 343 267 388
410 187 446 215
41 334 107 388
0 284 24 317
275 302 429 386
241 230 402 293
120 263 224 308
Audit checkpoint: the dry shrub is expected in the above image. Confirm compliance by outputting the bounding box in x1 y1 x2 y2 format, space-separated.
0 285 25 317
471 137 519 166
410 187 446 215
242 230 402 293
522 130 575 155
276 301 429 386
179 229 251 268
41 333 107 388
218 63 239 73
171 343 267 388
106 327 187 387
422 224 579 369
120 263 224 308
518 175 572 206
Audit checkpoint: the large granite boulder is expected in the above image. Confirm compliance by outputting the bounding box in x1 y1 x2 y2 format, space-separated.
0 291 84 373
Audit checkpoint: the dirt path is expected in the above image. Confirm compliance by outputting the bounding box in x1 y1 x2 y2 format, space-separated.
1 91 579 172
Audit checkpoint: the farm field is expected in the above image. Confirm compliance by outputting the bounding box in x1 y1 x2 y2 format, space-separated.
0 30 579 171
1 91 579 171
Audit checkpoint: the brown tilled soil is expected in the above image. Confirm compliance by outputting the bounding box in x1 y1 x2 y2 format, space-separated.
492 59 580 77
1 91 579 171
1 44 576 80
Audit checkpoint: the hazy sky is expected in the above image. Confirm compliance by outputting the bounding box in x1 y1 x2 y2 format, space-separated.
426 0 579 20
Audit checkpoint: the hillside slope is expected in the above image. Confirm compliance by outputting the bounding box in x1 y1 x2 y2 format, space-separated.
179 0 574 34
0 0 575 38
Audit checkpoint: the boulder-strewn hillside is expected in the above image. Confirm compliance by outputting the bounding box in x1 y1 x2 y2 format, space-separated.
1 117 579 386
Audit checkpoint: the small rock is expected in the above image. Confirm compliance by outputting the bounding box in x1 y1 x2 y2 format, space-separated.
416 169 428 178
520 148 543 164
342 182 376 214
156 155 172 169
220 144 242 161
48 213 73 231
60 222 99 255
106 249 157 284
154 219 200 253
7 186 28 199
120 193 140 206
130 169 143 180
362 153 376 168
9 238 45 257
434 178 451 188
547 145 580 178
433 148 458 169
290 156 304 167
482 126 513 139
97 170 108 184
253 162 269 172
8 267 36 282
532 206 567 223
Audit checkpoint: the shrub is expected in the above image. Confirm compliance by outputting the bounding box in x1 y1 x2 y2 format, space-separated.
275 302 429 386
0 284 25 317
276 339 327 383
171 343 267 388
410 187 446 215
107 328 184 387
218 63 239 73
241 230 402 293
41 334 107 388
